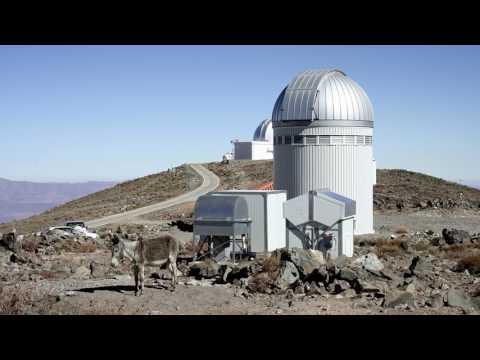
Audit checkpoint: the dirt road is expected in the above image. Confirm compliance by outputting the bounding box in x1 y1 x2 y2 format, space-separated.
85 164 219 228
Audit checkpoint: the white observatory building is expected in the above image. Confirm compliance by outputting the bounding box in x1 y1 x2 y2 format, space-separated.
231 119 274 160
272 69 376 235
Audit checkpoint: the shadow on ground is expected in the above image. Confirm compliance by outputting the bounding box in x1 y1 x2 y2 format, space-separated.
73 284 167 294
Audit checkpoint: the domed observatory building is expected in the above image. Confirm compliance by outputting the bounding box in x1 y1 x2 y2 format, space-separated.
232 119 274 160
272 69 375 235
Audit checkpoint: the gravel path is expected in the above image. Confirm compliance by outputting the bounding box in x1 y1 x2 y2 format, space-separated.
85 164 219 228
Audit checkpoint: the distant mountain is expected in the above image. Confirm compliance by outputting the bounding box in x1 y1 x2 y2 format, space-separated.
0 178 117 223
458 180 480 190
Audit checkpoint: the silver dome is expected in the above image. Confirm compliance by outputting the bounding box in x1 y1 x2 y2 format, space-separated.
253 118 273 142
272 69 374 127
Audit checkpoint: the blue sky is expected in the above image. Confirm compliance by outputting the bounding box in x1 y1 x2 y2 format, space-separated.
0 45 479 183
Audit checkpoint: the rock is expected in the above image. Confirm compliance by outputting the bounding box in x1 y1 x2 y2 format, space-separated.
353 253 384 272
334 255 349 269
429 294 444 309
343 288 357 298
383 290 416 309
446 288 477 311
306 265 329 284
405 283 416 294
177 262 190 276
9 253 27 264
333 279 351 294
338 268 358 283
1 232 20 252
294 284 305 295
273 248 325 279
71 265 91 279
418 201 428 209
185 279 213 287
188 260 220 279
442 228 470 245
354 279 385 295
304 281 325 296
274 261 299 290
408 256 433 276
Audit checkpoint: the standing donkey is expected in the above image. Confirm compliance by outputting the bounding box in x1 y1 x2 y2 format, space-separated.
110 233 179 296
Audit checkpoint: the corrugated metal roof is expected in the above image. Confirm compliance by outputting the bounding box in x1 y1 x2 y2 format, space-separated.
272 69 374 124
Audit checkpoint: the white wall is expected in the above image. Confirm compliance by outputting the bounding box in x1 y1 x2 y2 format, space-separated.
234 141 273 160
252 141 273 160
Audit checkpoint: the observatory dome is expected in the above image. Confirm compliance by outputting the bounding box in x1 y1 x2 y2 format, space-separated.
253 118 273 142
272 69 373 126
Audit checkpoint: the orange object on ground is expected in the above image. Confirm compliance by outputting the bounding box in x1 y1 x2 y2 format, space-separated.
255 181 273 190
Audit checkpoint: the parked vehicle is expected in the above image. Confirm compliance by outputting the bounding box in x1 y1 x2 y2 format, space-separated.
65 221 86 228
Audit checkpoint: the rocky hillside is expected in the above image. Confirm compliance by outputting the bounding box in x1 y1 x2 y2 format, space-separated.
206 161 480 213
0 165 201 234
374 169 480 211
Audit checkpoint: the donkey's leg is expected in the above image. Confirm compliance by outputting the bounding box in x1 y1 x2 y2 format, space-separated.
139 263 145 296
133 265 139 296
168 256 177 289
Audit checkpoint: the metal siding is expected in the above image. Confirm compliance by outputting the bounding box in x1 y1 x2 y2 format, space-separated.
209 191 287 253
273 126 374 235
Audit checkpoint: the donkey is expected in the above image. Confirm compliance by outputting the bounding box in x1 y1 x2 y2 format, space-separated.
110 233 179 296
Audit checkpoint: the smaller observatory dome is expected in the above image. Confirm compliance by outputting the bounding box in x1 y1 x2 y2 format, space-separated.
272 69 374 127
253 119 273 142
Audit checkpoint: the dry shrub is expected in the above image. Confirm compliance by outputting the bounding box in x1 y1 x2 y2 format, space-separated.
455 254 480 274
375 239 404 258
440 244 475 260
248 272 275 293
413 240 431 252
393 225 409 235
0 287 34 315
54 239 97 254
262 255 280 276
22 237 40 252
38 271 58 280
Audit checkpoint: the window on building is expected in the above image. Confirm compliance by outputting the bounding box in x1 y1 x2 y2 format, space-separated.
365 136 372 145
318 136 329 145
293 135 303 145
356 136 365 145
284 135 292 144
344 136 355 145
277 136 283 145
273 137 277 145
331 136 343 145
305 135 317 145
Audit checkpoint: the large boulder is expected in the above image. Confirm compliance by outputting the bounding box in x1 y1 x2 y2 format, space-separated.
274 261 299 291
442 228 470 245
272 248 325 279
188 260 220 279
408 256 434 277
446 288 477 312
383 290 416 309
353 253 384 273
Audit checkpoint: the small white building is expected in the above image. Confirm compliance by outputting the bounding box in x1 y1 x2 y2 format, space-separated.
231 119 273 160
